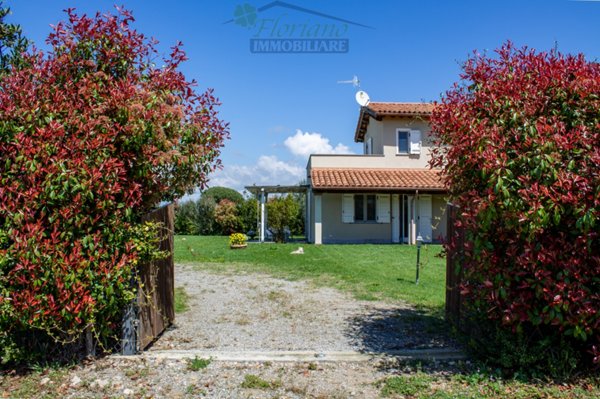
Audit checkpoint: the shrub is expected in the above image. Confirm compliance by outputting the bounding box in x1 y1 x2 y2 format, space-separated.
238 197 258 234
431 42 600 375
266 195 299 243
214 199 241 235
0 7 228 363
174 200 199 235
229 233 247 247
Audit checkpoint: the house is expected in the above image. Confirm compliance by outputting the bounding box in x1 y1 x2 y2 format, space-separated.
305 102 447 245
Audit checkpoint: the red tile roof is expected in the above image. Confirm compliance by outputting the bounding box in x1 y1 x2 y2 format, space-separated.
367 102 435 116
310 168 445 191
355 102 435 142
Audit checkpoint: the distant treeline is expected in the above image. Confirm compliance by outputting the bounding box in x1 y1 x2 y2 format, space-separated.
174 187 305 240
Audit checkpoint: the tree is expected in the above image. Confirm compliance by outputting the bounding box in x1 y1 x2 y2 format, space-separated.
0 7 228 361
238 197 258 235
430 42 600 375
289 192 305 237
196 195 217 235
202 186 244 206
266 195 299 243
0 2 29 74
174 200 198 235
214 199 241 235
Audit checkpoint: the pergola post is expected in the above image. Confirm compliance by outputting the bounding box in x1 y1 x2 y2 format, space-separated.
260 188 266 242
244 184 310 243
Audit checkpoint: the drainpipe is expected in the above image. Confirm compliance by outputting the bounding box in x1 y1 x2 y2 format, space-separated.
412 190 419 245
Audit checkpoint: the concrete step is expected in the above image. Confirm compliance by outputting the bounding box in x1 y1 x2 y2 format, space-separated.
117 348 467 363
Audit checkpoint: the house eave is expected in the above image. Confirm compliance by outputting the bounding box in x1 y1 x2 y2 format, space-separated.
311 187 447 193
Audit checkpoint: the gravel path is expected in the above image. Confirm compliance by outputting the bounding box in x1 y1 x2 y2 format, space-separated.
150 264 458 353
57 356 391 398
14 264 463 399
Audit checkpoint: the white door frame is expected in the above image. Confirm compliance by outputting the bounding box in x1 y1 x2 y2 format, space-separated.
391 194 400 243
418 194 433 243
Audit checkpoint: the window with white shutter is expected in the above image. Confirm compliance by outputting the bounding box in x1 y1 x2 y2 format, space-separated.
409 130 421 154
342 194 354 223
344 194 391 223
376 194 390 223
397 129 409 154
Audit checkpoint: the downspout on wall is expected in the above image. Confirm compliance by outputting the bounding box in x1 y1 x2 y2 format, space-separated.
411 189 419 245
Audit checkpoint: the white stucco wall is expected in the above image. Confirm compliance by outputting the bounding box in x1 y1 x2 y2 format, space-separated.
309 116 435 170
321 193 391 244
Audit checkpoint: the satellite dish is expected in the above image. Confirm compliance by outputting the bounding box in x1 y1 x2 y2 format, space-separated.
355 90 370 107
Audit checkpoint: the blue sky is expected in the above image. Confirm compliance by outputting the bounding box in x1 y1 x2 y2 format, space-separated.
7 0 600 196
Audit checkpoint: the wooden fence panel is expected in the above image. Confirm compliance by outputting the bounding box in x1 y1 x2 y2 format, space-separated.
445 204 464 327
137 204 175 350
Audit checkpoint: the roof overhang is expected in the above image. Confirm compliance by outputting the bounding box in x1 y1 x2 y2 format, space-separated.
354 102 435 142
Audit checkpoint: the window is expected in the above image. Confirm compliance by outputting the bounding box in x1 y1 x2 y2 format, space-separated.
354 194 376 222
354 194 364 221
397 129 422 155
343 194 389 223
366 195 376 221
365 136 373 155
397 130 409 154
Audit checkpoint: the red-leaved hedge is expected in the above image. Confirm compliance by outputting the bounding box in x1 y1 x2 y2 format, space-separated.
0 8 228 361
431 43 600 368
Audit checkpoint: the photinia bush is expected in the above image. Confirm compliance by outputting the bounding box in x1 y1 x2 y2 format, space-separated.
0 7 228 361
214 199 241 236
431 42 600 373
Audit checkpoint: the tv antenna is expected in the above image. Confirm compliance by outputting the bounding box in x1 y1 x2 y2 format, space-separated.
337 75 360 88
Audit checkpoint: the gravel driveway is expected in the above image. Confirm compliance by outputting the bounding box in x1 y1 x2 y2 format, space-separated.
150 264 456 353
45 264 462 399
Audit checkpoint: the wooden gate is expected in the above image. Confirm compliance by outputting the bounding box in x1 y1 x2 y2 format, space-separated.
445 204 464 327
122 204 175 354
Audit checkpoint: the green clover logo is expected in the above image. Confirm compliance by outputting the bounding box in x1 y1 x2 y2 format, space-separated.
234 3 258 28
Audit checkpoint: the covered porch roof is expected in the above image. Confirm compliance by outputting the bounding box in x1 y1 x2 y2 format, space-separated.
244 184 309 196
310 168 445 192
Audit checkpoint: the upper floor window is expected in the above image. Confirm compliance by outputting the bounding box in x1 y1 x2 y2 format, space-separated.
397 130 409 154
396 129 421 155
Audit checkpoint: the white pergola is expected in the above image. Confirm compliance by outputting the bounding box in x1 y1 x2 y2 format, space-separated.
244 184 309 242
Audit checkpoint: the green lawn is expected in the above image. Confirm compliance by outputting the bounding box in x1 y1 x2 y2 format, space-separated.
379 371 600 399
174 235 446 311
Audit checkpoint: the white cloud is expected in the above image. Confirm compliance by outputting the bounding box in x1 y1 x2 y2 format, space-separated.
284 130 354 158
179 130 352 199
206 155 305 194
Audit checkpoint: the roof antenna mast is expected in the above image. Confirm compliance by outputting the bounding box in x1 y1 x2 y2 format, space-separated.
337 75 370 107
337 75 360 88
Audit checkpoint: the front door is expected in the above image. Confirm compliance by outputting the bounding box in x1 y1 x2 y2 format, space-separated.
418 195 433 243
400 195 412 244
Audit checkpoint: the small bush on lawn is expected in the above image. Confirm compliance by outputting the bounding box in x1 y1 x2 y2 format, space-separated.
229 233 247 246
0 7 228 364
431 42 599 377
